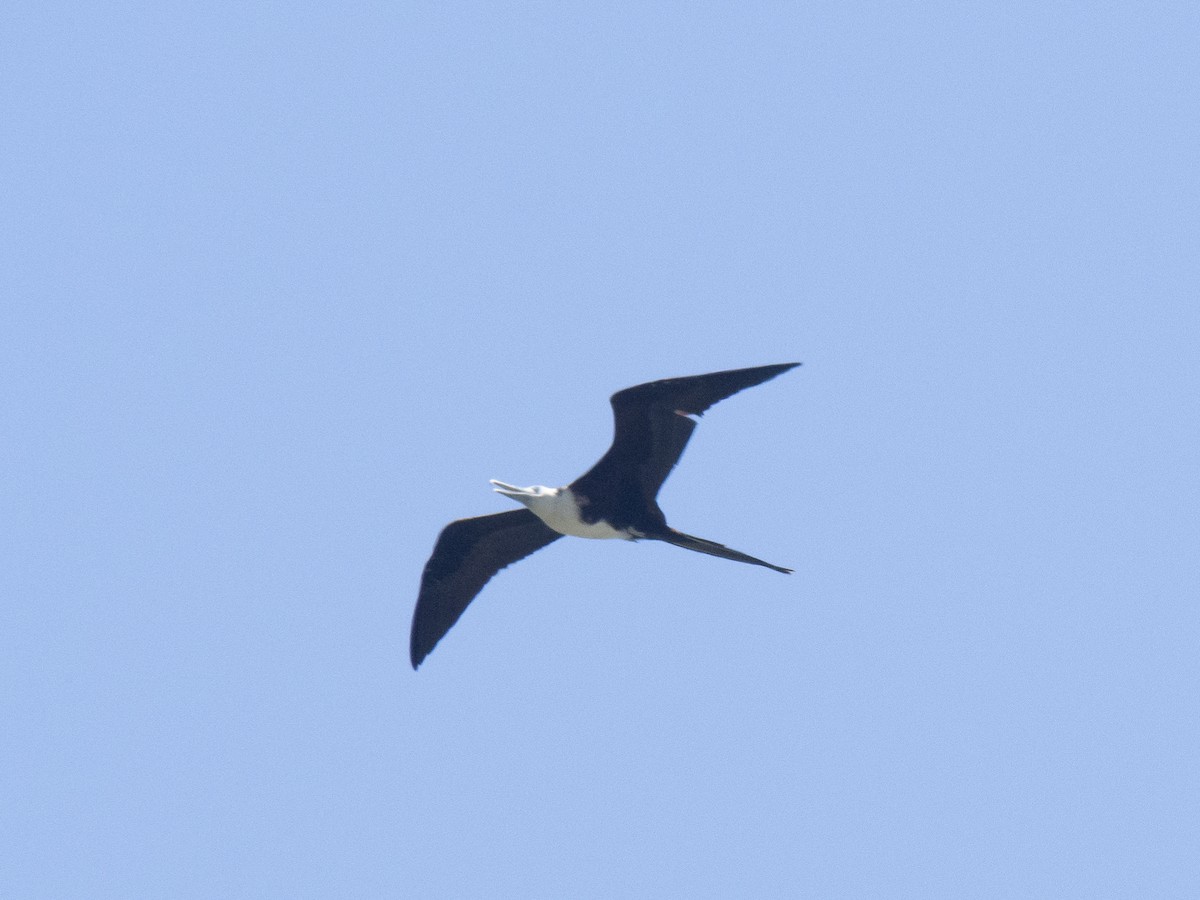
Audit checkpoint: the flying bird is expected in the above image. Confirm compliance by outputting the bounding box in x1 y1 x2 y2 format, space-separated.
409 363 800 668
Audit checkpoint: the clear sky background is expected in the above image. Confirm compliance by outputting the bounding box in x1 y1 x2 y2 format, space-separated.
4 3 1198 897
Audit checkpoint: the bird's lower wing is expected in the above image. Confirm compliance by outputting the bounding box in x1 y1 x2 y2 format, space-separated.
410 509 562 668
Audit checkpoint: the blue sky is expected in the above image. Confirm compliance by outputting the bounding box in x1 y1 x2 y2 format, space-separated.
4 2 1198 897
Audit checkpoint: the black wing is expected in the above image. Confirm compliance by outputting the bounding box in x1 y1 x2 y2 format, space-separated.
571 363 800 509
410 509 562 669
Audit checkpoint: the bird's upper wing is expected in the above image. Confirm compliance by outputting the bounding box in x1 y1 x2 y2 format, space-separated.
410 509 562 669
571 363 799 503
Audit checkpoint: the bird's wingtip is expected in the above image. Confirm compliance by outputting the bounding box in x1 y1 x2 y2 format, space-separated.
410 640 427 670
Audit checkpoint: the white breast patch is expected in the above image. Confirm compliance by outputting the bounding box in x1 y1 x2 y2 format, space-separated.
532 488 630 540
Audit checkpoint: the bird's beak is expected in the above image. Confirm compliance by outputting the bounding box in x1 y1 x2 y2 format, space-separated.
491 480 532 502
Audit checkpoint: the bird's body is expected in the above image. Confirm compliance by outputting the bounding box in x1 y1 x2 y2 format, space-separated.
410 363 800 669
487 483 630 540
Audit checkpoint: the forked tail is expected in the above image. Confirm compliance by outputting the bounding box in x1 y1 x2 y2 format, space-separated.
656 529 792 574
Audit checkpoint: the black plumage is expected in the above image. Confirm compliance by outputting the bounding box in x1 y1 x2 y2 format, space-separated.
409 363 799 669
410 510 561 669
570 363 799 533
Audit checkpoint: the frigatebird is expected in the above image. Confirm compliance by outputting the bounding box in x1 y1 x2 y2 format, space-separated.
409 363 800 668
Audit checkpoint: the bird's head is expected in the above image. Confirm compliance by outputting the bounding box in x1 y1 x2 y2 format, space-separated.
490 480 558 508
